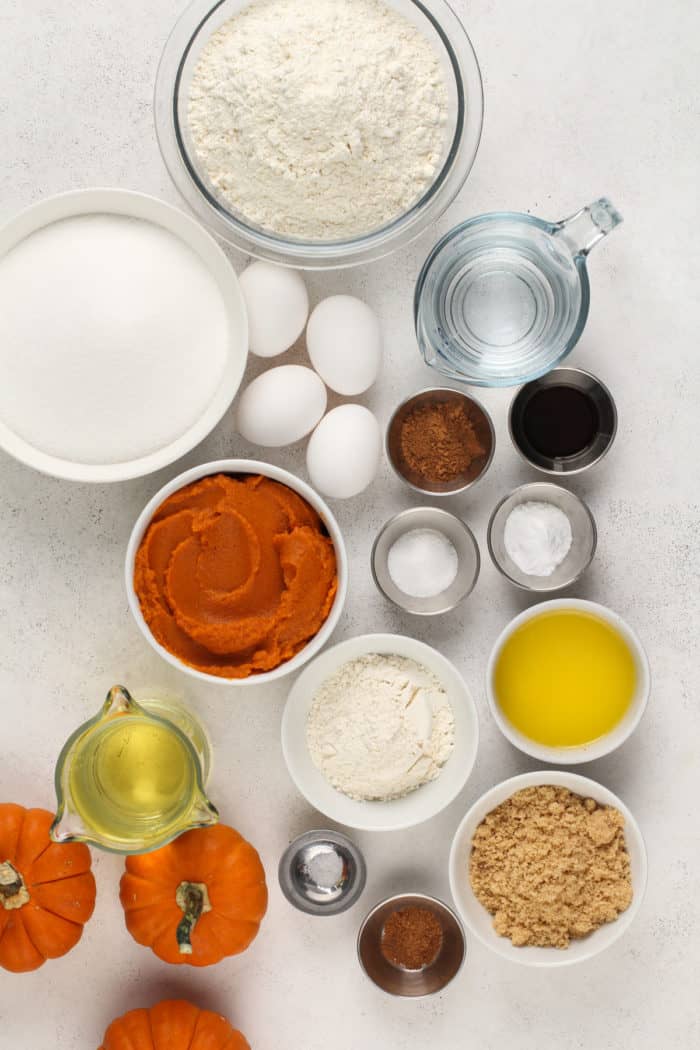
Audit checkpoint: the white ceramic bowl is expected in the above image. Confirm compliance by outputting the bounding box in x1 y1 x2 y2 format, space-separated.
486 598 650 764
449 770 647 968
0 189 248 482
281 633 479 832
125 459 347 685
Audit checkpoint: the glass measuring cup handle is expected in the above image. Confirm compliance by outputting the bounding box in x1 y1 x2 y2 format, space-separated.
554 198 623 257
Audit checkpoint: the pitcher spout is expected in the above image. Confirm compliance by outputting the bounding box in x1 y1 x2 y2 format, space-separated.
102 684 139 717
554 197 623 257
50 806 90 845
188 791 220 831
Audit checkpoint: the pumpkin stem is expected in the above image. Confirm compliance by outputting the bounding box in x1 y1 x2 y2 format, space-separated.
175 880 212 955
0 860 30 911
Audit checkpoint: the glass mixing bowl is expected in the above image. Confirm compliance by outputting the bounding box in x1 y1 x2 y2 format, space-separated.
154 0 483 269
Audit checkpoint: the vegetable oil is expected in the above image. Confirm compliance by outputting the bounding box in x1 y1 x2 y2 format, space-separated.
68 715 198 850
493 609 637 748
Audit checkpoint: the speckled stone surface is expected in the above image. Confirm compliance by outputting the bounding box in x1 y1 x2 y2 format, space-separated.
0 1 698 1046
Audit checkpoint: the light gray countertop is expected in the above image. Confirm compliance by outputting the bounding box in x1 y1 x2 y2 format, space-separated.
0 1 698 1047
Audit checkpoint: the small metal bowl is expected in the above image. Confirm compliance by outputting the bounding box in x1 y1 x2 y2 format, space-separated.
357 893 466 997
387 387 495 495
278 830 367 916
371 507 480 615
509 367 617 475
487 482 597 592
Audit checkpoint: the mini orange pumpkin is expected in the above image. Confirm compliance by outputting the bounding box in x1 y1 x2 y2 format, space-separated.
98 999 250 1050
120 823 267 966
0 803 96 972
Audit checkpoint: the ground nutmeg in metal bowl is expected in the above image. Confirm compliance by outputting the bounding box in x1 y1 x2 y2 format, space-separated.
469 785 633 949
380 906 444 970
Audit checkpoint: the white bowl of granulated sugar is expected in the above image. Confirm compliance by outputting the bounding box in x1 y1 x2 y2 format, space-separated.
0 189 248 482
281 633 479 832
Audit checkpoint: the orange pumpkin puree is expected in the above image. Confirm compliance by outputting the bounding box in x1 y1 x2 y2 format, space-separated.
134 474 338 679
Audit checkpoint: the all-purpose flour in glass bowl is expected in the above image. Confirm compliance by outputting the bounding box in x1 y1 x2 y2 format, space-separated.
155 0 483 268
0 190 248 482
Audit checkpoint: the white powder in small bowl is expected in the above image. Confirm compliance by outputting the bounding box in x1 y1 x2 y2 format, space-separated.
387 528 459 598
503 501 573 577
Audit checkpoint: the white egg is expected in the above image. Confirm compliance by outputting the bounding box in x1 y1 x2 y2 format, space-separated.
239 261 309 357
306 295 382 395
237 365 327 447
306 404 381 499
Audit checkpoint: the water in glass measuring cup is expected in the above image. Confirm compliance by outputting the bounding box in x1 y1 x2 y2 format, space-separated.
415 200 622 387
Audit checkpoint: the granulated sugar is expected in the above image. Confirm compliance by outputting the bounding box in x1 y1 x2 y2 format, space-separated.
0 213 229 465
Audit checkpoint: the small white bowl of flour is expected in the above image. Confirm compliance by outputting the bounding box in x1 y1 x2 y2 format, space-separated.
282 633 479 831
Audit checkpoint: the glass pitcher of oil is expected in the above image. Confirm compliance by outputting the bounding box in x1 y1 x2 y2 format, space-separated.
51 685 218 854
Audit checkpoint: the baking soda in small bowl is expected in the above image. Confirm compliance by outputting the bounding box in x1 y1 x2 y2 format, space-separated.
503 502 572 577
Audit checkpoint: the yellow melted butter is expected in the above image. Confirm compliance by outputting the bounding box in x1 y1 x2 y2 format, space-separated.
69 716 196 847
494 610 637 748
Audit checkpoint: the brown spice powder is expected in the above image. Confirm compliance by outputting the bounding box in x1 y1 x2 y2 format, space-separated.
399 400 487 484
380 906 443 969
469 786 633 949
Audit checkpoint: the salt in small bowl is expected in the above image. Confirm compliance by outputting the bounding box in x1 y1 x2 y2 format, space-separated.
278 829 366 916
371 506 480 615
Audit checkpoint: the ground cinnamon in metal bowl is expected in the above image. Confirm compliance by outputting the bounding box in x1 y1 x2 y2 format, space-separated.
469 785 633 949
387 389 494 493
380 906 444 969
401 400 486 482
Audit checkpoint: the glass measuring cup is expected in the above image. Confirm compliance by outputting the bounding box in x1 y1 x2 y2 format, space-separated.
51 685 218 854
414 198 622 387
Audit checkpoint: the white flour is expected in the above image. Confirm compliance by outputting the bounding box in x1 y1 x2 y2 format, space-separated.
188 0 448 240
306 653 455 801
